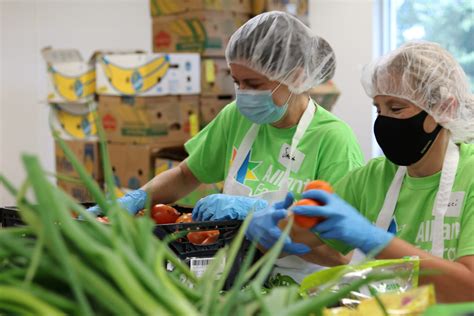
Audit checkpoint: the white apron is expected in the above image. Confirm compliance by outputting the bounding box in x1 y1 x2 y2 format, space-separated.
350 141 460 264
223 99 325 283
223 98 315 204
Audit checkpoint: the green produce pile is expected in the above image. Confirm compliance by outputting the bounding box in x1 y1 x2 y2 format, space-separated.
0 114 402 315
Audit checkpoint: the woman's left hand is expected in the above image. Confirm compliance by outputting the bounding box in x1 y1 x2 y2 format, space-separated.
192 194 269 221
245 193 311 255
293 190 394 254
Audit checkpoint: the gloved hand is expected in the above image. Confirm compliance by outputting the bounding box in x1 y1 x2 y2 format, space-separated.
245 193 311 255
87 189 148 216
192 194 269 221
292 190 394 254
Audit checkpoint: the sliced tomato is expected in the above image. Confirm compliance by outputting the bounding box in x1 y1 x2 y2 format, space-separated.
96 216 109 224
187 230 220 245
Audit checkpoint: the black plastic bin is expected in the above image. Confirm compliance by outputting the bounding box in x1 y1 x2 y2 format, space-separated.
0 204 253 289
0 203 96 228
154 206 251 289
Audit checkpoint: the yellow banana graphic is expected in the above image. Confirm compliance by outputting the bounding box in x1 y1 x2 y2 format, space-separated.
150 0 181 16
189 18 206 42
55 107 97 139
49 66 95 102
101 55 170 95
172 19 194 37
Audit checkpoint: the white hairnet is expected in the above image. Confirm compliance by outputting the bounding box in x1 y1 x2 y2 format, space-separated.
361 40 474 143
225 11 336 95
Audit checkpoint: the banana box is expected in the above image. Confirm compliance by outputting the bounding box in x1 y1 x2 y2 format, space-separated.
252 0 309 24
201 58 235 96
152 11 249 57
57 180 102 203
42 47 96 104
150 0 252 16
49 104 98 140
55 140 103 181
96 53 200 96
199 95 233 127
107 143 183 190
309 80 341 112
98 95 200 144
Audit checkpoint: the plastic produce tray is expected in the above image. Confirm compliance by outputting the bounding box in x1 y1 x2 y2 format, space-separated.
154 206 251 289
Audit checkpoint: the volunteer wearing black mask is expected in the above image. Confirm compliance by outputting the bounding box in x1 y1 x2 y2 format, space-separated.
247 41 474 303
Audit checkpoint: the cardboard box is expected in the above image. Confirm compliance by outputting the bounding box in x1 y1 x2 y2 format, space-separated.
152 11 249 57
55 140 103 180
309 80 341 112
108 143 183 190
252 0 309 24
201 58 235 96
96 53 200 96
57 180 99 203
150 0 252 16
200 95 233 126
42 47 96 104
98 95 200 144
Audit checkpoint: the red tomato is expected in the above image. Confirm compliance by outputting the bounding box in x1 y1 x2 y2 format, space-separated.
303 180 334 193
292 180 334 229
151 204 180 224
293 199 323 229
175 213 193 223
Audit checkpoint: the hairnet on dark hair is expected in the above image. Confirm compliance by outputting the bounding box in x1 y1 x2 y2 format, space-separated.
226 11 336 94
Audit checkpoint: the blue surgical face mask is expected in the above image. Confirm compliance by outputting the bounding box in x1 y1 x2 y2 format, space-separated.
235 83 292 124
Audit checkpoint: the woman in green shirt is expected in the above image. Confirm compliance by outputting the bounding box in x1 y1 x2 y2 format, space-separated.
249 41 474 302
88 11 364 254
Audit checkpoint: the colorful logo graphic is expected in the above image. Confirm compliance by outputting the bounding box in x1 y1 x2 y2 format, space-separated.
230 147 261 184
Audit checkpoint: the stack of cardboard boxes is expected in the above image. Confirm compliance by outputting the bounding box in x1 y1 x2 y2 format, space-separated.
42 47 103 202
150 0 252 127
95 52 202 194
45 0 341 205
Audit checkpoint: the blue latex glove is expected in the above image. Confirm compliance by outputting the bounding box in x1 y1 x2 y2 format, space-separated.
87 189 148 216
292 190 394 254
245 193 311 255
192 194 269 221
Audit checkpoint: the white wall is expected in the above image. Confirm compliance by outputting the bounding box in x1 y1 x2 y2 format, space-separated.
0 0 151 205
310 0 376 161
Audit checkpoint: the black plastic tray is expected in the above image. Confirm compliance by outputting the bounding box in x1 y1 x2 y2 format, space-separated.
0 204 251 289
0 203 96 228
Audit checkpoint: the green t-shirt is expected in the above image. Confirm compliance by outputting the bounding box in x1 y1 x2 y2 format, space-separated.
185 101 364 199
328 143 474 261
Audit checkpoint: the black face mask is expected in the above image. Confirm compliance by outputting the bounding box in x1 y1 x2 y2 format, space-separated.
374 111 442 166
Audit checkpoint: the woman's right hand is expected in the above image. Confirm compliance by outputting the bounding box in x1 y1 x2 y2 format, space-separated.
87 189 148 216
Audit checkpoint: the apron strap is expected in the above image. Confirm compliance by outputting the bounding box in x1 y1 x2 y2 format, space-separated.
431 141 459 257
279 99 315 190
375 166 407 230
225 123 260 181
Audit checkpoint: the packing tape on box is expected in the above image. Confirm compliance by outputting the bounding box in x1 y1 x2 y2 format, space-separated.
49 104 98 140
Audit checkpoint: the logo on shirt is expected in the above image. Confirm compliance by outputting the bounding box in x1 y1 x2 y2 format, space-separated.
230 147 261 184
